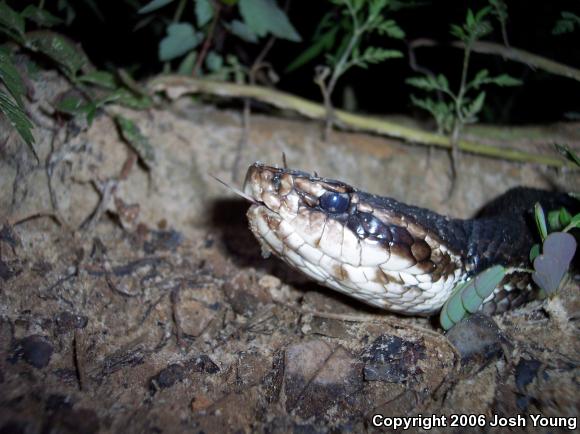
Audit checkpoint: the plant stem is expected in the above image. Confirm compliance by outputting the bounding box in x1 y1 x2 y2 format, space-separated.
322 2 364 139
193 2 221 76
173 0 187 22
448 35 473 189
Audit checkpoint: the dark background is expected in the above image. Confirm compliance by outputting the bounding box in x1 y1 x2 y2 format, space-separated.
20 0 580 124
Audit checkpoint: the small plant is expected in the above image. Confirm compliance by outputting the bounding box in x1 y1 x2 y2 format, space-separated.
137 0 301 78
529 144 580 297
406 5 521 176
0 2 157 166
0 46 35 153
553 11 580 35
288 0 405 139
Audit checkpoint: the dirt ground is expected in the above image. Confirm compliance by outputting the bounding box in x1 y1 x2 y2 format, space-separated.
1 70 579 434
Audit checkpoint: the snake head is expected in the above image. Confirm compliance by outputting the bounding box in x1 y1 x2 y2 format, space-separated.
241 162 460 315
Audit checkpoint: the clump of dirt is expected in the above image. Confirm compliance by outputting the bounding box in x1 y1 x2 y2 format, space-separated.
0 67 578 433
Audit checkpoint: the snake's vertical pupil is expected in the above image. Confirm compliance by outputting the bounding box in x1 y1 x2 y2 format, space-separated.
319 192 350 213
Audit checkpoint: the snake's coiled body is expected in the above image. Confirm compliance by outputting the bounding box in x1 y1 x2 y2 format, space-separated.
243 163 577 315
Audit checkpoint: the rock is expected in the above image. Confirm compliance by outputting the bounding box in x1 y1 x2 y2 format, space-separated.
143 229 183 253
189 354 220 374
284 340 363 418
45 394 74 412
43 408 100 434
150 364 186 392
11 335 53 369
176 298 218 337
223 271 272 316
515 358 543 392
445 313 505 370
361 334 425 383
0 258 21 281
55 312 88 334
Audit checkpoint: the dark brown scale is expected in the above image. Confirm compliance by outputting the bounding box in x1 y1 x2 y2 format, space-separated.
389 226 414 246
411 240 431 262
390 243 416 266
332 264 346 281
417 260 436 272
443 261 456 276
439 253 450 267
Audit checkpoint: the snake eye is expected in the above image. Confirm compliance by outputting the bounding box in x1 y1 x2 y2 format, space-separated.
319 192 350 213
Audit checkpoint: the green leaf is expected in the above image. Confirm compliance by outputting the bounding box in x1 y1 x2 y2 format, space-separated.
239 0 302 42
54 94 84 114
195 0 214 27
488 73 522 86
406 75 447 92
115 115 155 169
26 31 88 79
205 51 223 72
489 0 508 22
355 47 402 68
529 244 540 262
0 2 25 39
0 89 35 146
535 202 548 241
474 6 492 23
286 25 338 72
410 95 454 133
78 70 117 89
159 23 202 61
177 51 197 75
563 213 580 232
559 208 573 227
470 69 489 88
554 143 580 167
105 88 153 110
56 0 76 26
54 94 93 117
546 208 572 232
450 24 467 42
0 48 26 107
226 19 258 43
553 11 580 35
376 19 405 38
548 210 563 231
462 90 486 121
22 5 63 27
138 0 174 14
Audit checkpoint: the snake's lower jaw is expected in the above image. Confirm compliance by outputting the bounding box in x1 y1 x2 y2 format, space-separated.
247 205 279 259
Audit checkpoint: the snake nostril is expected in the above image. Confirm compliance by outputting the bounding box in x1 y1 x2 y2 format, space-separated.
272 174 281 192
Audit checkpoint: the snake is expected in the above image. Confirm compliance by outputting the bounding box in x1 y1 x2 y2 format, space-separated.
242 162 577 316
